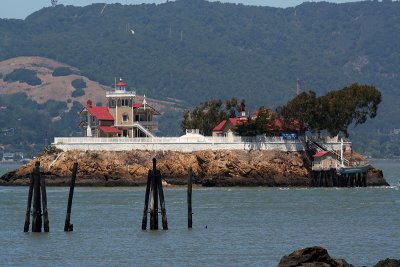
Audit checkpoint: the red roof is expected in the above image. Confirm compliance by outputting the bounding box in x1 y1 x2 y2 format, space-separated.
213 118 246 131
86 106 114 121
132 103 144 109
213 120 227 131
99 126 121 134
116 81 127 87
228 117 246 126
313 151 329 157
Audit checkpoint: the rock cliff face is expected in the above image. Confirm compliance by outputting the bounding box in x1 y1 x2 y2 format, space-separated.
0 150 388 187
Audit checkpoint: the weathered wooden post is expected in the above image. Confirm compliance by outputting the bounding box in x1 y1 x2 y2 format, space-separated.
23 174 34 232
141 170 151 230
32 161 42 232
157 170 168 230
187 167 193 228
363 172 368 187
150 158 159 230
142 158 168 230
40 170 49 232
64 162 78 232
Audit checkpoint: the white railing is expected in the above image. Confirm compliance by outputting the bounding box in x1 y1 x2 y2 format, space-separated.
136 121 158 128
53 136 303 144
106 91 136 98
133 123 155 137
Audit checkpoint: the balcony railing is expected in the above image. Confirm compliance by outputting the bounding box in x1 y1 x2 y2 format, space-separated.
134 121 158 128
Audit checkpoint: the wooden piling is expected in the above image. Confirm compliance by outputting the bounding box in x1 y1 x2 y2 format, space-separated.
363 172 367 187
141 170 152 230
23 174 34 232
188 167 193 228
356 173 361 187
150 158 159 230
64 162 78 232
40 171 49 232
31 161 42 232
143 158 169 230
157 170 168 230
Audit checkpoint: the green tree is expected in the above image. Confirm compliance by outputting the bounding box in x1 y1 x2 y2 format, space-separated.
235 107 279 136
224 97 241 118
276 91 319 133
3 69 42 86
71 79 86 90
277 84 381 137
52 67 73 77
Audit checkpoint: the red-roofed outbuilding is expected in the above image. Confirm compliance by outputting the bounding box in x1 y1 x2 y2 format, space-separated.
312 151 340 170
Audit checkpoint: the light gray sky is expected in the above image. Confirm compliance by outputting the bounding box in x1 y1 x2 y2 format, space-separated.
0 0 365 20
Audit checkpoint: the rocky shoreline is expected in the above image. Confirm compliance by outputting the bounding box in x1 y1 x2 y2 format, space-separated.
0 150 388 187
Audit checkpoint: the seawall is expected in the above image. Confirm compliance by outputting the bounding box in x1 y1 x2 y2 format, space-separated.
52 136 351 152
0 150 388 187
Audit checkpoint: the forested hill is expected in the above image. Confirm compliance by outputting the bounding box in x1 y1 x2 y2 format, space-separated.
1 0 400 156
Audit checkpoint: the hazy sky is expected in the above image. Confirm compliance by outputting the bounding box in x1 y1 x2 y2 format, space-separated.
0 0 365 19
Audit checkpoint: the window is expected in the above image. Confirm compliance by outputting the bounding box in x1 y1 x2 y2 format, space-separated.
121 99 129 106
135 114 145 121
122 113 129 122
109 100 116 108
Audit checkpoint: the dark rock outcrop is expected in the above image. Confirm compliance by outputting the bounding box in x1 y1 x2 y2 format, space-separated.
373 259 400 267
277 246 353 267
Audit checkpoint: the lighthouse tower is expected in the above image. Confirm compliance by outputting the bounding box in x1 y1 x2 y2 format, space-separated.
106 78 136 137
106 78 159 137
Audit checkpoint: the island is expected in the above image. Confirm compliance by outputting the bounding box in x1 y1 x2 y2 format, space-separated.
0 149 387 187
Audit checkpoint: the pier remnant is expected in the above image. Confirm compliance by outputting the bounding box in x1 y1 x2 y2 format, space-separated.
311 169 368 187
25 161 49 232
141 170 151 230
64 162 78 232
142 158 168 230
23 174 34 232
40 168 49 232
188 167 193 228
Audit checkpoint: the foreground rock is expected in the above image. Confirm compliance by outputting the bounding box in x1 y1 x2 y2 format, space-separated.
0 150 388 187
278 247 400 267
278 246 353 267
373 259 400 267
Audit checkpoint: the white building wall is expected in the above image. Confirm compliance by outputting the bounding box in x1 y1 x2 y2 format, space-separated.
53 137 351 152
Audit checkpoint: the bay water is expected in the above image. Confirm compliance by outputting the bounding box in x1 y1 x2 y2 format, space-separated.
0 160 399 266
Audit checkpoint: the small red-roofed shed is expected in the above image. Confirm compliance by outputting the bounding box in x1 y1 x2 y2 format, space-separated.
312 150 339 170
212 117 247 137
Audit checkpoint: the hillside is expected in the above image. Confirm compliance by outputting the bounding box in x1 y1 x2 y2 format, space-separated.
0 57 183 156
1 0 400 157
0 57 107 107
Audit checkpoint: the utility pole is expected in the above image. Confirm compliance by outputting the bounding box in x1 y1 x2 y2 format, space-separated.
296 79 301 96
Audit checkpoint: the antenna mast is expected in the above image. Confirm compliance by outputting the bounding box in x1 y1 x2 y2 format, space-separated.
296 79 301 95
51 0 58 7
